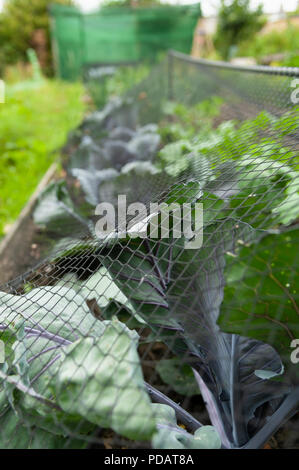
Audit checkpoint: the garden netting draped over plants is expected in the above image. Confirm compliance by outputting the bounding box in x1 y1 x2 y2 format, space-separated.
0 51 299 450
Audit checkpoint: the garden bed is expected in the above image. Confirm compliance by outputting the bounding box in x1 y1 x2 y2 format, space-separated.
0 163 57 286
0 52 298 450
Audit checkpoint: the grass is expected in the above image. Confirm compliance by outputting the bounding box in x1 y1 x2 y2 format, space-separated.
0 80 87 238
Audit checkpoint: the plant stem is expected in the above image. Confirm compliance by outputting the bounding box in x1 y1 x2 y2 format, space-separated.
242 386 299 449
145 382 202 433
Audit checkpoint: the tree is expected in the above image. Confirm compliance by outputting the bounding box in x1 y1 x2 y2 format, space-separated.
214 0 265 60
0 0 74 75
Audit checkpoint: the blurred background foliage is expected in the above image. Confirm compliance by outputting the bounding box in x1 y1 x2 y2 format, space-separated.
237 24 299 67
0 0 74 76
193 0 299 67
86 64 150 109
214 0 266 60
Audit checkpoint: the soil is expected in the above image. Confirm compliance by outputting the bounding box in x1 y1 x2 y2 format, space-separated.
0 216 49 289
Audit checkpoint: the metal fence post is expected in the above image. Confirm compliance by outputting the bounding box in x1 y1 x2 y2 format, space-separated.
168 50 174 101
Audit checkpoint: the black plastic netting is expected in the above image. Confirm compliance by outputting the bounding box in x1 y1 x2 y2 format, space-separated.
0 51 298 450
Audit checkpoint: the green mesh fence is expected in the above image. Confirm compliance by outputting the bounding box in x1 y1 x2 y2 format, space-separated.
0 51 298 450
50 4 201 80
